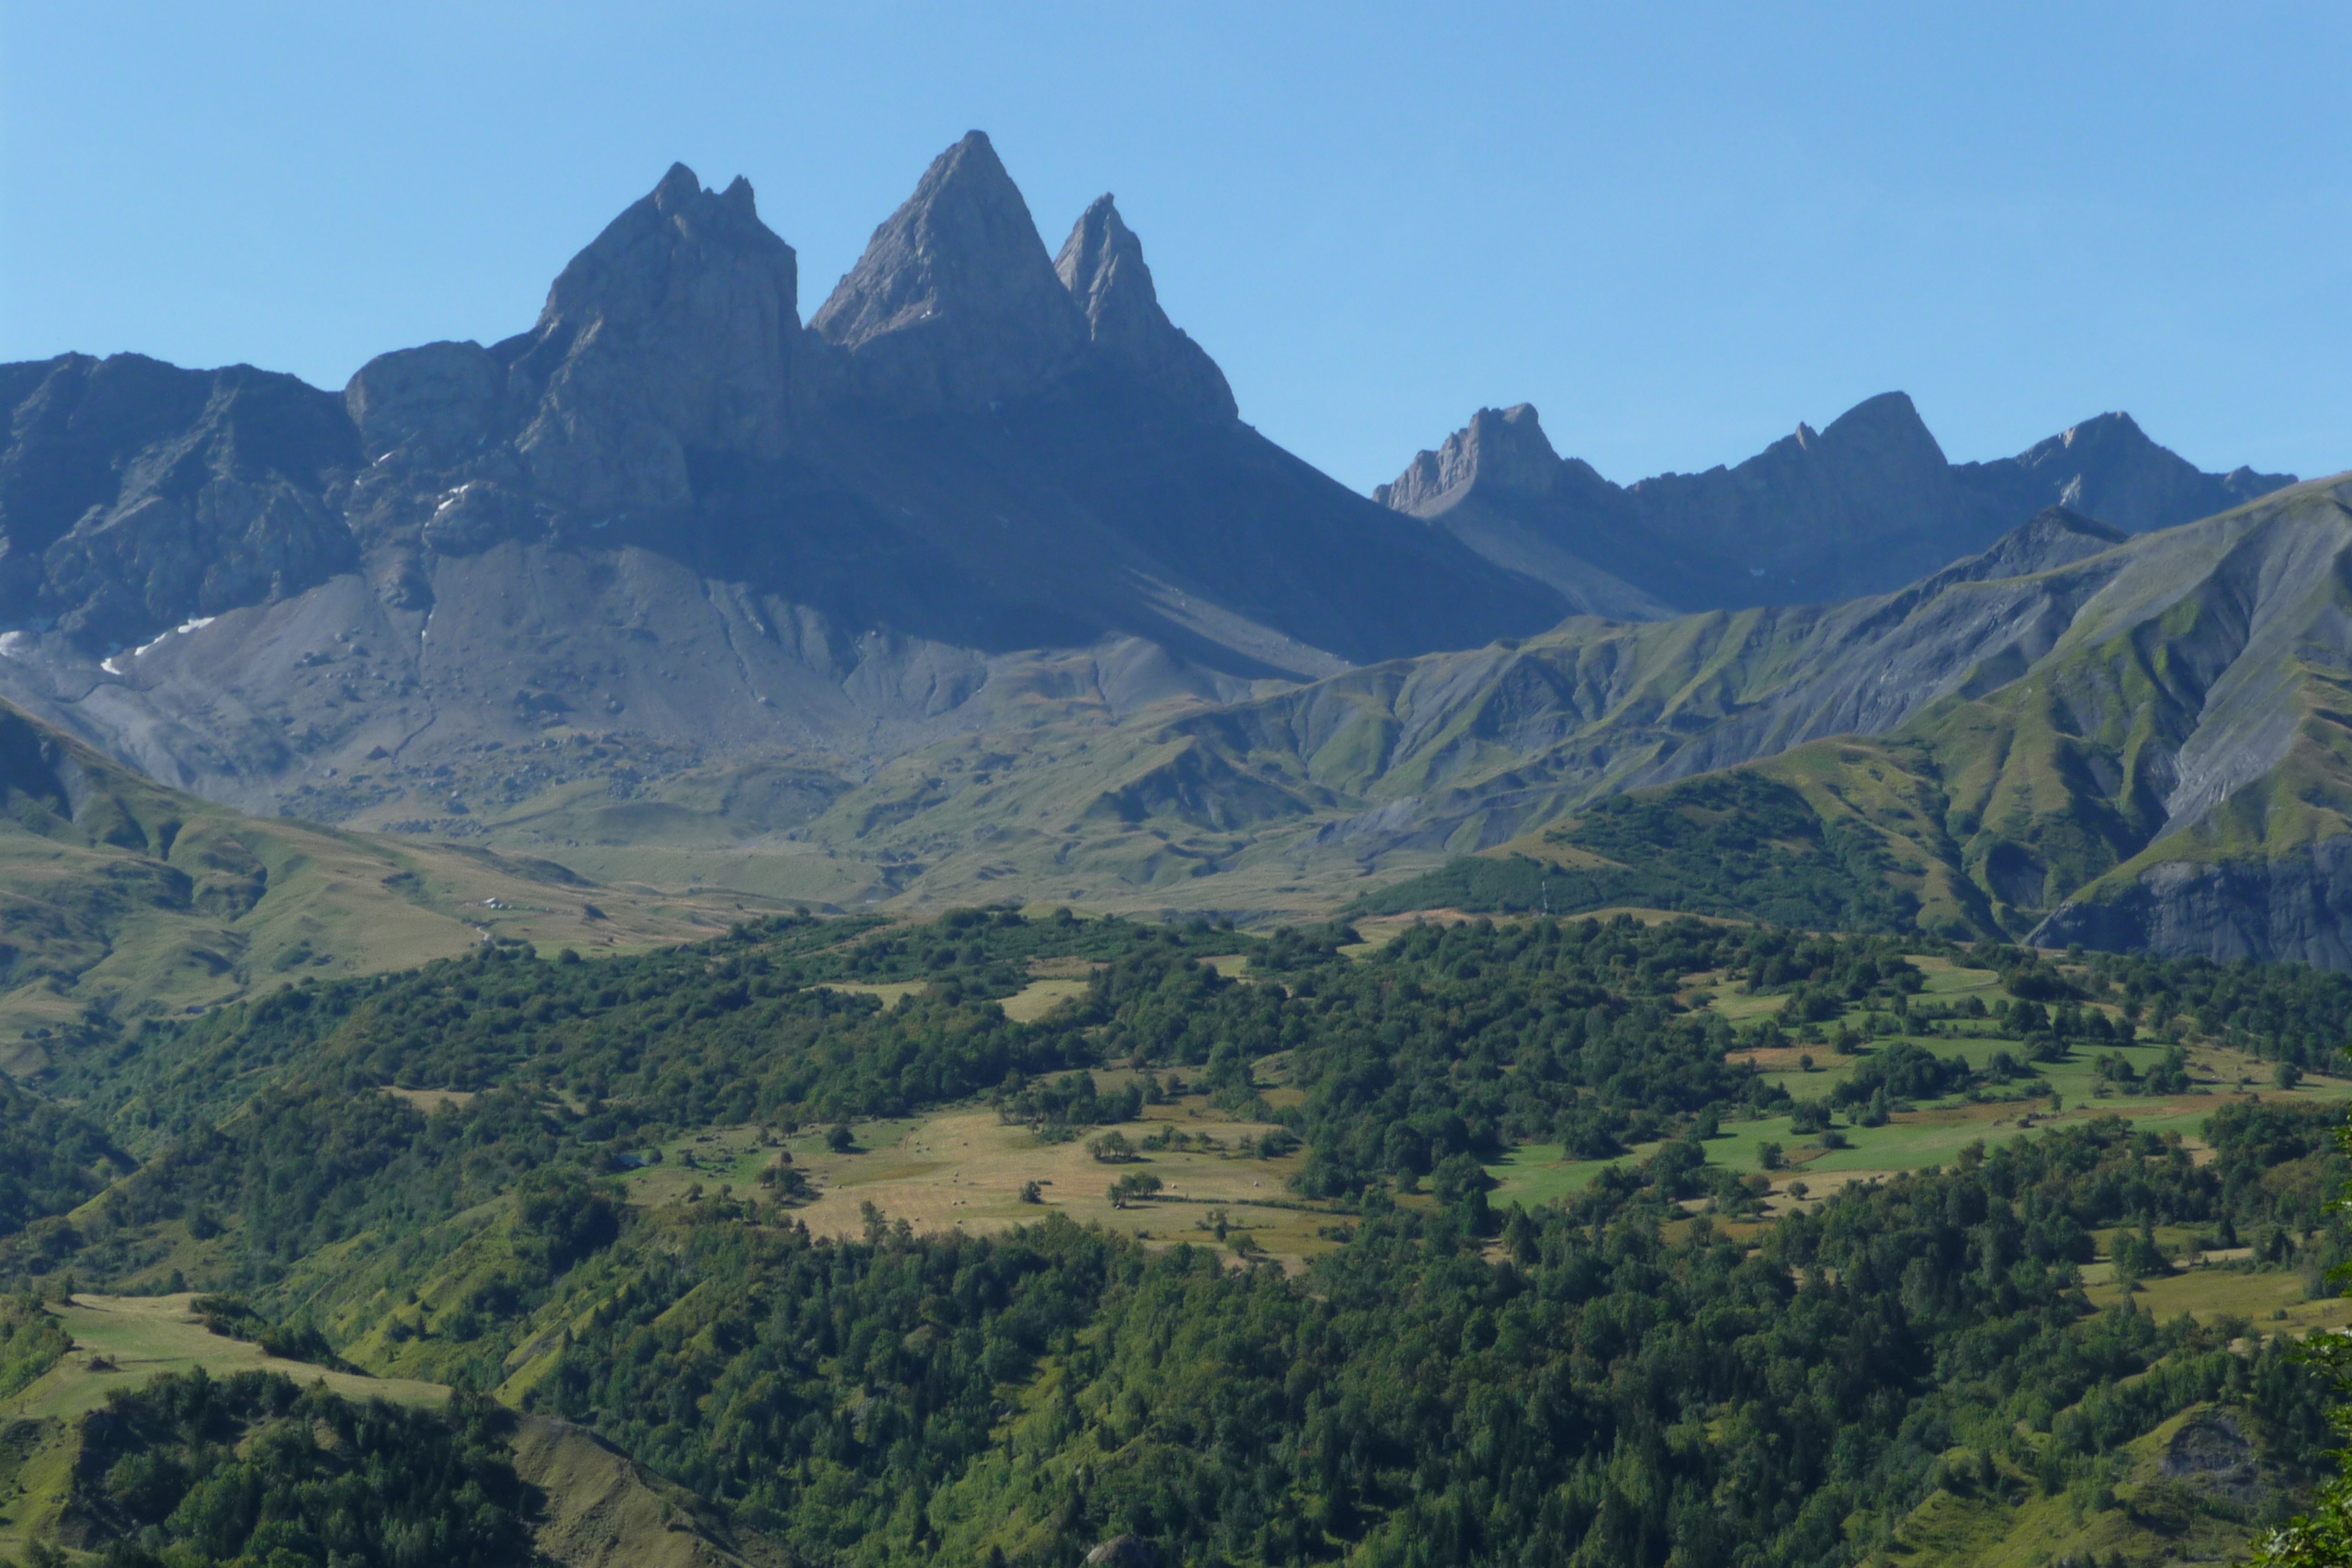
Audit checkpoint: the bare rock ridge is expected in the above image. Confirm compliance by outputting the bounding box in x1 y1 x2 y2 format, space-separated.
0 133 1569 817
1371 404 1670 620
1972 411 2294 533
1384 395 2297 613
0 355 357 651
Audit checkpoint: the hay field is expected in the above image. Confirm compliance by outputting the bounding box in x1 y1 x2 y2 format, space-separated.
2 1294 447 1425
620 1092 1351 1273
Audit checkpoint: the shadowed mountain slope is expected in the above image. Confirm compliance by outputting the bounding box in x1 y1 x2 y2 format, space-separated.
1380 396 2295 613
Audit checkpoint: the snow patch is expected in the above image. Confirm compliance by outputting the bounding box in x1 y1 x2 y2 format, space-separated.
128 615 218 661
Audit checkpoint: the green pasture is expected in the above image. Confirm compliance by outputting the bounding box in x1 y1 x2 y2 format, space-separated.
1490 956 2352 1208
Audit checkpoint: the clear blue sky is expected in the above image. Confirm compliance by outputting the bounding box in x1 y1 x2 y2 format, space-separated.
4 2 2346 491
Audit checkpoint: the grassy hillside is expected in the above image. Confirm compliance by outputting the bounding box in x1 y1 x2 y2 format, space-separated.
1363 476 2352 955
0 698 779 1062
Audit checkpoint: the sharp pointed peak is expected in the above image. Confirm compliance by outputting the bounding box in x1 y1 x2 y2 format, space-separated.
1055 193 1147 305
654 162 702 206
1047 191 1237 423
811 130 1087 409
907 130 1021 205
1071 192 1129 239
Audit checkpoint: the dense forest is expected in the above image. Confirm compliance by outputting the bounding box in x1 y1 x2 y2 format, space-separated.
1351 772 1924 932
0 906 2344 1565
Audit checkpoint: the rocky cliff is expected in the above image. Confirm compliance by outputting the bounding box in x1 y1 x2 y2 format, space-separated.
2033 840 2352 968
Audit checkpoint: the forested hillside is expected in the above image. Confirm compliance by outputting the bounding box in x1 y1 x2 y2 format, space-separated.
0 907 2342 1566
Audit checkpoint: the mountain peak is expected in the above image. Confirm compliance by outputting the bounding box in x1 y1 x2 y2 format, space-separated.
1376 404 1561 514
1951 502 2131 584
653 161 702 208
1817 391 1941 455
1055 194 1144 329
500 163 802 513
2057 411 2143 450
812 131 1087 411
1052 195 1236 422
2002 411 2296 530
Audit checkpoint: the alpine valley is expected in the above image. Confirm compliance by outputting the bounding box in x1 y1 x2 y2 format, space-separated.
0 131 2350 1568
0 135 2334 964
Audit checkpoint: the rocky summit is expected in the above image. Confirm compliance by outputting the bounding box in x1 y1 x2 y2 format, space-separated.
1380 394 2296 612
0 132 1564 817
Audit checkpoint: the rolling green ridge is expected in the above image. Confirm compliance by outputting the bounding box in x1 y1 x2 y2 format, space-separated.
37 476 2333 967
1366 480 2352 960
0 698 782 1066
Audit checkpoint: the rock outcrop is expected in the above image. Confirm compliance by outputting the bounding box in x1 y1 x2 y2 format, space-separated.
1376 403 1569 512
1957 411 2294 537
1948 503 2126 582
344 339 508 466
1054 195 1235 422
0 354 357 650
505 163 801 512
2034 841 2352 968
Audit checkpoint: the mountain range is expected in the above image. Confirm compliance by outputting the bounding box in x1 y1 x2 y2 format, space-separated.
1 128 2344 986
1378 395 2294 613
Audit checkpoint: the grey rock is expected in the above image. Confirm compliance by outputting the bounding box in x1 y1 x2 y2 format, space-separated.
813 131 1089 412
1951 503 2125 582
2155 1412 2260 1506
1082 1536 1159 1568
0 354 357 649
2033 839 2352 968
1373 406 1669 620
507 162 800 512
1376 403 1564 511
1054 195 1236 422
344 340 506 465
1960 411 2295 536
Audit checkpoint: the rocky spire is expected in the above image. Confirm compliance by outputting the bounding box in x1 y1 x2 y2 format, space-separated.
812 131 1087 412
1053 195 1236 422
504 162 801 513
1376 404 1561 514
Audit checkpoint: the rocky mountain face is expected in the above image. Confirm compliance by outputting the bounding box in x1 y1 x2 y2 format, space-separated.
0 132 1566 818
0 355 358 652
1379 394 2295 613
